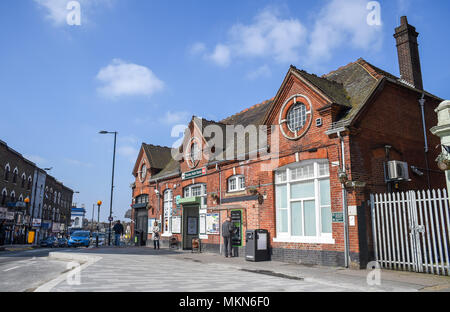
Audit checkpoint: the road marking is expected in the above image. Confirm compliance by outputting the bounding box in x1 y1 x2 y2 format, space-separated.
3 266 21 272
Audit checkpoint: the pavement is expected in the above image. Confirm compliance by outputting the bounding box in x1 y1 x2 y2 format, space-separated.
25 246 450 292
0 244 39 252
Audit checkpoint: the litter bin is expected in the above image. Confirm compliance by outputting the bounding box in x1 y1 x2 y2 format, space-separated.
245 229 270 262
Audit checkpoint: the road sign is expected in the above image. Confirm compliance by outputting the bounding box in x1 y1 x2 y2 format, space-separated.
108 216 114 222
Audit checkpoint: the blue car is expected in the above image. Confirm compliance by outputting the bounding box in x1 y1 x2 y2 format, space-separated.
68 231 91 248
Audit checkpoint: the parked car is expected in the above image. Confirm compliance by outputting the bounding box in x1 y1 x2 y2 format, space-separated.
57 237 68 248
90 232 106 246
40 236 58 248
68 231 91 248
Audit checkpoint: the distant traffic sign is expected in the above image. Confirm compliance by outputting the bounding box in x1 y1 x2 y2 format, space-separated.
108 217 114 222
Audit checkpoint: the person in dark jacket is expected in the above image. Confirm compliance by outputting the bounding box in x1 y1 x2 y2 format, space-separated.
113 220 124 246
222 216 235 258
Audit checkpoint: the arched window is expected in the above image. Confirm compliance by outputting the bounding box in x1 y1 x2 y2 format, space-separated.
4 164 10 181
12 168 18 184
27 176 32 190
228 175 246 192
10 191 16 203
1 189 7 206
163 189 173 234
18 194 23 202
54 191 57 203
21 173 26 188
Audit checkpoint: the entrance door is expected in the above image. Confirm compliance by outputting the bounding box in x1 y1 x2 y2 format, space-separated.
183 205 199 250
135 208 148 246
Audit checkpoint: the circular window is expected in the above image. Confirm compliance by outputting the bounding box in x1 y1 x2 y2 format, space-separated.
279 94 313 140
287 103 307 132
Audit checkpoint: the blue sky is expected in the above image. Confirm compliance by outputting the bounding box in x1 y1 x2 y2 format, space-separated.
1 0 449 222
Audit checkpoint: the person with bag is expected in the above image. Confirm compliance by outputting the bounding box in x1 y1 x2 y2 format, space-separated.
152 221 160 250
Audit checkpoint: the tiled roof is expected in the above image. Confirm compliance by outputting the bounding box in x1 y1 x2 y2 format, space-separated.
221 99 274 126
291 66 351 107
142 143 173 170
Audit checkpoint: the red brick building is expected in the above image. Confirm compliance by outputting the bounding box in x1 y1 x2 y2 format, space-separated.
131 17 445 268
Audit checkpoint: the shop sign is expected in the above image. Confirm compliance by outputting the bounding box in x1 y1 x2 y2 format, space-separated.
32 218 42 227
5 212 15 220
52 222 60 232
182 167 206 180
0 207 7 219
332 212 344 223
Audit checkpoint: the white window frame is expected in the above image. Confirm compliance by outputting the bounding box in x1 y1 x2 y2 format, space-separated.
162 189 173 237
227 175 246 193
273 160 334 244
183 184 207 208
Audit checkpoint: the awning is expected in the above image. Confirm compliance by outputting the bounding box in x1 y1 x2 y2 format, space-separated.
178 197 202 205
132 203 147 209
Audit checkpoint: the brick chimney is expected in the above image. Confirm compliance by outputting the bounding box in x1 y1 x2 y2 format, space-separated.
394 16 423 90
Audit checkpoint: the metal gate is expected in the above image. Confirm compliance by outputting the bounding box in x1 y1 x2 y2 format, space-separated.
370 189 450 276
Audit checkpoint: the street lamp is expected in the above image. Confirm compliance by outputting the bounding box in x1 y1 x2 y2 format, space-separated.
99 130 118 246
96 201 102 248
24 197 31 244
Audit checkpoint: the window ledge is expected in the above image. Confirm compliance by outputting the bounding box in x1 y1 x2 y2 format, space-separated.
161 233 172 237
273 236 335 245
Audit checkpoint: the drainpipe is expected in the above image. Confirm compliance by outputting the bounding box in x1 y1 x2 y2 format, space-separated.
217 163 223 255
337 131 350 268
419 93 432 189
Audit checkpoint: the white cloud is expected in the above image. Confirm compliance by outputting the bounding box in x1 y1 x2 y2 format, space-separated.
307 0 383 61
160 111 191 126
208 44 232 67
34 0 114 27
246 65 271 80
198 8 307 67
189 42 207 56
96 59 165 99
195 1 382 68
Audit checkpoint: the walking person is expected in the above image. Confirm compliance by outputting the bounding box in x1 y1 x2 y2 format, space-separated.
112 220 124 246
152 221 160 250
222 216 235 258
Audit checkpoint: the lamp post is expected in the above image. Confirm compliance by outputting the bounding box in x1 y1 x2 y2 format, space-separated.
96 201 102 248
99 130 117 246
24 197 30 244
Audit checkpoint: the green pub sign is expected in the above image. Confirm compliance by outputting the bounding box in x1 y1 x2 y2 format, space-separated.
182 167 207 180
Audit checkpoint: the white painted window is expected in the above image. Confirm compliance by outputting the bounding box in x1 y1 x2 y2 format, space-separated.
274 160 333 244
228 175 246 192
163 189 173 234
184 184 207 208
